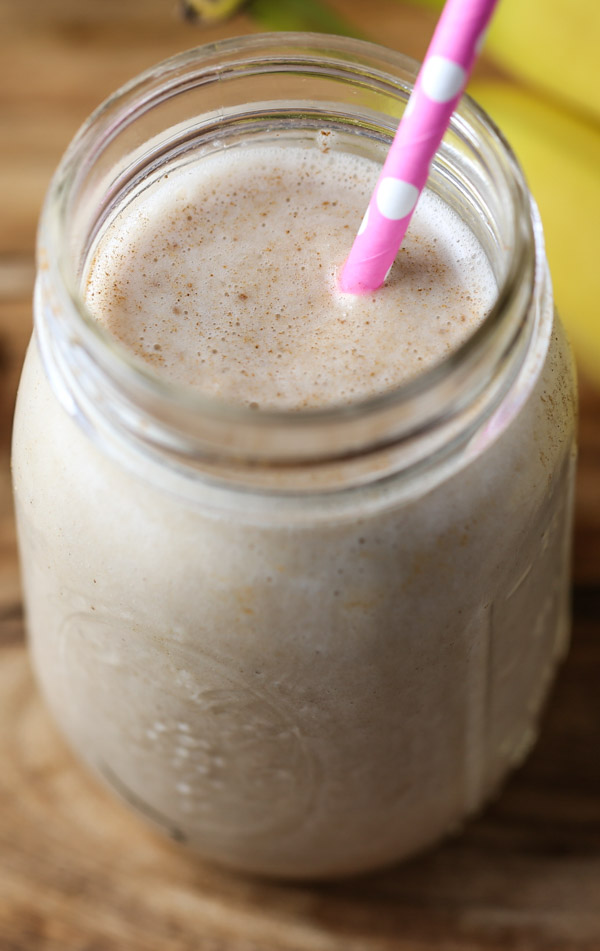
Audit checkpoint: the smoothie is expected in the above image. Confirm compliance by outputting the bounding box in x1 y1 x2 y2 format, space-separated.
84 145 496 406
12 39 576 879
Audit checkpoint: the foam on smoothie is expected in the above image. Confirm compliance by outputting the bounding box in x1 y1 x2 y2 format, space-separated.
85 144 496 409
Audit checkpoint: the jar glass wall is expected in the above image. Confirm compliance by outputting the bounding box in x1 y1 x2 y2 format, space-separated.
12 34 576 878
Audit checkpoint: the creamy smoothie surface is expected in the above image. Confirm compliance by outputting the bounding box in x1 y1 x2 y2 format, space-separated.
85 145 496 406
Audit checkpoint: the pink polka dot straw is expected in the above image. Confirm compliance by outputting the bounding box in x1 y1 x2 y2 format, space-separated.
339 0 499 295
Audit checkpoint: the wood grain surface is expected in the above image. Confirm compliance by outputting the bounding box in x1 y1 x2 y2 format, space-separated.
1 1 600 948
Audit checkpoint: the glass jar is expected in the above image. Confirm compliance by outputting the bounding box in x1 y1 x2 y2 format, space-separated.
12 33 576 879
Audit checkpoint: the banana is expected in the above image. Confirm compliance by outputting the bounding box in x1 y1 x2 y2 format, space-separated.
181 0 246 23
469 80 600 382
485 0 600 123
406 0 600 122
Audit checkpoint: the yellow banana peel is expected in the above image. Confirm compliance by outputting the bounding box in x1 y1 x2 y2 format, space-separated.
407 0 600 121
485 0 600 123
181 0 246 23
469 80 600 383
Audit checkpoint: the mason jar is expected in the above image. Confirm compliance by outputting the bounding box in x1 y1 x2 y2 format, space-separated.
12 33 576 879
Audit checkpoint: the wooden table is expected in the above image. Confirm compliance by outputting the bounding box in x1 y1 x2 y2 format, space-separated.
1 2 600 947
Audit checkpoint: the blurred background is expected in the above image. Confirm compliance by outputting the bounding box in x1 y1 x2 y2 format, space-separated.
0 2 599 949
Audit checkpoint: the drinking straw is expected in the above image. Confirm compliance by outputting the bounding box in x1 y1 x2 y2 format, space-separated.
339 0 499 294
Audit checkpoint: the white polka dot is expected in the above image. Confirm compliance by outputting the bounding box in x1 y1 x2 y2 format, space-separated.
376 178 419 221
358 206 370 235
404 92 416 117
421 55 466 103
475 27 489 55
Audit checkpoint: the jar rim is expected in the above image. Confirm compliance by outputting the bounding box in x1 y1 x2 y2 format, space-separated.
37 32 540 473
